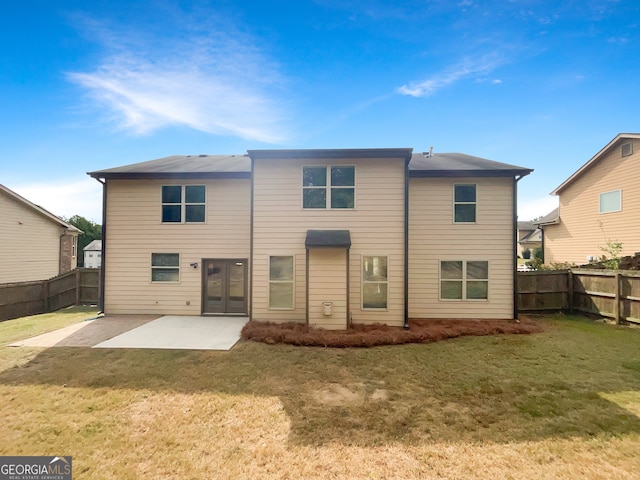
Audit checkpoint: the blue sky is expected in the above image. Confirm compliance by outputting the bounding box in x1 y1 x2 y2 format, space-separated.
2 0 639 222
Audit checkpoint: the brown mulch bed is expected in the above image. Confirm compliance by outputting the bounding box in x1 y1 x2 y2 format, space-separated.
241 317 544 348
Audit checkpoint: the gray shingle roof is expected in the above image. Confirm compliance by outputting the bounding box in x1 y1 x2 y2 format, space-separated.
409 153 532 177
88 150 532 179
534 208 559 226
88 154 250 179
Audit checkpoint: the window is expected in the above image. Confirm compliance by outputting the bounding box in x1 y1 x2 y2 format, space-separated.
454 184 476 223
621 142 633 157
269 256 294 309
440 260 488 300
362 256 388 309
302 166 355 209
151 253 180 282
162 185 206 223
599 190 621 213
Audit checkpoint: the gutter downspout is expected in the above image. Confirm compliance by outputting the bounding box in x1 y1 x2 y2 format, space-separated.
403 157 410 330
513 172 531 320
94 178 106 313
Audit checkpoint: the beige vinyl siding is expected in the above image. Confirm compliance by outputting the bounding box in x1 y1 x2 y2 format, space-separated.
252 157 405 326
544 139 640 264
0 191 65 283
308 248 348 329
408 176 515 319
104 178 251 314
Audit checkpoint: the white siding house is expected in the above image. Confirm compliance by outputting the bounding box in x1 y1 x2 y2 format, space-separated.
83 240 103 268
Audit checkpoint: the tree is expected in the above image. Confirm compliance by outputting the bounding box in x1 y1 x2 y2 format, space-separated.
65 215 102 267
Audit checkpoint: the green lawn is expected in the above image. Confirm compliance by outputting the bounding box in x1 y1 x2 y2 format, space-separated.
1 308 639 479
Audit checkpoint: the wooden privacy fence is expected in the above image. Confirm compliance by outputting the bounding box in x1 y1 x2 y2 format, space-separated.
517 269 640 325
0 269 100 322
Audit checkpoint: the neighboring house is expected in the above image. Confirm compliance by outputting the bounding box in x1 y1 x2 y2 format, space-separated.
517 221 542 258
537 133 640 265
0 183 81 283
83 240 102 268
88 149 532 329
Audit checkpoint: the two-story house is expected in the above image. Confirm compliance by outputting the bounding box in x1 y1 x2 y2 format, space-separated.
0 183 80 283
88 148 531 329
538 133 640 265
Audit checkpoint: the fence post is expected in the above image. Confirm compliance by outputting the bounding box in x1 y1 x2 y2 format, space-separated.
43 280 50 313
567 270 574 312
614 271 621 324
75 269 81 306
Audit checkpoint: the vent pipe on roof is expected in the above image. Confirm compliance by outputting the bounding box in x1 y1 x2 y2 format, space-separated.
422 146 434 157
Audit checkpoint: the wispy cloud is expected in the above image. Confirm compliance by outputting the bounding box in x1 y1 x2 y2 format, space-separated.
397 54 506 97
67 11 289 143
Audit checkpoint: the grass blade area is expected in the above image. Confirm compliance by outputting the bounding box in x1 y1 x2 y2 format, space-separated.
0 310 639 478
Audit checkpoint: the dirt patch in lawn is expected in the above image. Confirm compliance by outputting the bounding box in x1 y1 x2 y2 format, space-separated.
241 317 544 347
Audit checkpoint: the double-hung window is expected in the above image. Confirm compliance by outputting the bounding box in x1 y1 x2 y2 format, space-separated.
454 184 476 223
302 166 355 209
162 185 206 223
151 253 180 282
269 256 294 309
599 189 621 213
440 260 488 300
362 255 388 309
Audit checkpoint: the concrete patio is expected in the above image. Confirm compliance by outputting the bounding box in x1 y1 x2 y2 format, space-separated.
10 314 248 351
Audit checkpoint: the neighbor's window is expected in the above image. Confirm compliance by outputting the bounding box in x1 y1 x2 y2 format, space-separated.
362 256 388 309
302 166 355 209
454 184 476 223
162 185 206 223
621 142 633 157
440 260 488 300
599 189 621 213
151 253 180 282
269 256 294 309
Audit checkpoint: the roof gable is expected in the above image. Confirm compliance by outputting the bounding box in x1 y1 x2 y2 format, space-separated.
0 184 81 233
551 133 640 195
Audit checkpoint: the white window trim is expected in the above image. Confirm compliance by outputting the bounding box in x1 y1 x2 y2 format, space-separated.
361 255 389 311
268 255 295 310
161 185 207 224
151 252 181 283
599 189 622 214
453 183 477 224
301 165 356 210
439 260 489 301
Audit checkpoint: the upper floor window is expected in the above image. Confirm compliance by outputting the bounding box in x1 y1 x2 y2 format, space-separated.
599 189 621 213
621 142 633 157
302 166 355 209
162 185 206 223
454 184 476 223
